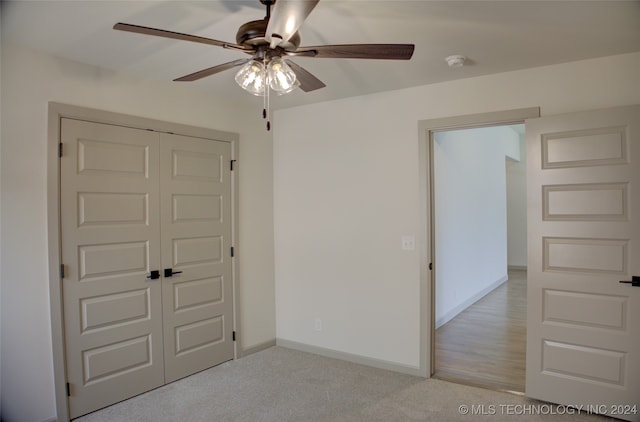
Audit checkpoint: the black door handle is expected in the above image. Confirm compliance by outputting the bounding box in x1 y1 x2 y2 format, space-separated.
146 270 160 280
164 268 183 278
619 276 640 287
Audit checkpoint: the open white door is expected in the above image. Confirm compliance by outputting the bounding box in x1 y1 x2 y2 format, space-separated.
526 105 640 421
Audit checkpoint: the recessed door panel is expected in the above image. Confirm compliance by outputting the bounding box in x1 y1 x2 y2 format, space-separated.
542 126 626 168
175 316 225 356
82 335 153 384
543 183 627 221
542 341 625 386
78 138 149 176
79 241 149 280
172 236 223 267
174 277 224 312
81 289 150 333
543 290 627 330
172 149 222 181
172 194 222 223
79 192 149 226
543 237 627 274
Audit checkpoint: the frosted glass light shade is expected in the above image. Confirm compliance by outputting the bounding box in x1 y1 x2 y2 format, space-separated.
235 60 266 96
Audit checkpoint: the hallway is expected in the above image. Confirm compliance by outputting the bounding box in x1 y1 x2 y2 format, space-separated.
435 270 527 393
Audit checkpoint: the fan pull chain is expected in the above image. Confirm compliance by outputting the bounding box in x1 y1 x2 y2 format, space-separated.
262 94 267 121
266 86 271 131
262 66 271 131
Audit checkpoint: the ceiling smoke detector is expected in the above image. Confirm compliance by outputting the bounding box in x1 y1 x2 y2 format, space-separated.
445 55 466 68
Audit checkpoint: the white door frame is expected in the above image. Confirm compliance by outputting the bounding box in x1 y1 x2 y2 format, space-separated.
46 102 240 421
417 107 540 377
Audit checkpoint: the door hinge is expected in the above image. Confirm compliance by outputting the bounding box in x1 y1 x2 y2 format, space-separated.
60 264 65 279
232 331 236 342
66 382 71 397
58 143 63 157
429 262 433 270
230 246 235 257
230 160 236 171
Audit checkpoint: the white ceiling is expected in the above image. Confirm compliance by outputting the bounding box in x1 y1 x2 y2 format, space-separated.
2 1 640 111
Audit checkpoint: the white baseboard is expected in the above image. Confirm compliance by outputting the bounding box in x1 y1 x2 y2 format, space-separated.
276 338 425 377
435 274 508 329
508 265 527 271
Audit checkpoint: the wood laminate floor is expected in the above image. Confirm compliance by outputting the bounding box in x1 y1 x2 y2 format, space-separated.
435 270 527 393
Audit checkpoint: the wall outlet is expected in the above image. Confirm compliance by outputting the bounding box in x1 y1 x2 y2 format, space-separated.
401 235 415 251
314 318 322 331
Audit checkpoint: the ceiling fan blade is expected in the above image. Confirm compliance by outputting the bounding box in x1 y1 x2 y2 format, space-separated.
113 23 250 52
174 58 251 82
295 44 415 60
266 0 319 48
285 60 326 92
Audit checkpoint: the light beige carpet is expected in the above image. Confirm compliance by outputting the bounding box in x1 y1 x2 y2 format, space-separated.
76 346 612 421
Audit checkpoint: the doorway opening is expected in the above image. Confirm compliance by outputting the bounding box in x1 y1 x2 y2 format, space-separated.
430 123 526 393
419 105 639 417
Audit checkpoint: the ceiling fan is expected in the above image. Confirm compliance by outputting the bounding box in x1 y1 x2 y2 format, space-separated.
114 0 415 128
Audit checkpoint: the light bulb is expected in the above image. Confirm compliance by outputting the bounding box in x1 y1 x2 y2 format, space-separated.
235 60 266 96
267 57 298 94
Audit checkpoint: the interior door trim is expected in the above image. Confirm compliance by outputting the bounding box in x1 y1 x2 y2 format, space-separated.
417 107 540 378
47 102 239 421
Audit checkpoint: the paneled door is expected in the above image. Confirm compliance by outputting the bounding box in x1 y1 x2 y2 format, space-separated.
61 118 164 418
159 133 233 383
61 119 234 418
526 105 640 421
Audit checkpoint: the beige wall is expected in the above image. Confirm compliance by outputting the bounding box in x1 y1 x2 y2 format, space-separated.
0 43 275 422
273 52 640 369
433 125 519 327
507 134 528 268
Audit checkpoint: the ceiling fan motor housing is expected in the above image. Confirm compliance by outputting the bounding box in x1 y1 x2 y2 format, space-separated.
236 19 301 51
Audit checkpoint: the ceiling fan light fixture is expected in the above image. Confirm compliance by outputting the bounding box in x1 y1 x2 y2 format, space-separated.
235 60 266 96
274 79 300 96
114 0 414 130
267 57 298 94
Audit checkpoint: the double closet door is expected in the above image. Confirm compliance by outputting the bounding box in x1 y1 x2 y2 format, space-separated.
60 118 234 418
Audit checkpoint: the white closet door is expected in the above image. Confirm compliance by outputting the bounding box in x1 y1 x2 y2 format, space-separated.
159 133 234 383
61 118 164 419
